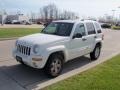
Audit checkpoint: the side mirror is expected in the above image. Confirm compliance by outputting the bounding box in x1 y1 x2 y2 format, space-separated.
73 33 82 39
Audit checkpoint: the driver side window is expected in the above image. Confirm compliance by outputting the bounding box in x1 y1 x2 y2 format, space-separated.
74 23 86 36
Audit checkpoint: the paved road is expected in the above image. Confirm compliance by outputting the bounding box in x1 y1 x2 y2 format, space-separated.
0 29 120 90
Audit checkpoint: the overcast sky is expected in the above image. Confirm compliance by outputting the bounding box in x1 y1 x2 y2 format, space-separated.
0 0 120 18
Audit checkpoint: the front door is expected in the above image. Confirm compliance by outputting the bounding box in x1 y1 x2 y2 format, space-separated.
68 23 88 60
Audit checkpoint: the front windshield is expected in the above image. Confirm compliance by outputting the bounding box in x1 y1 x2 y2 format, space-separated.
42 22 74 36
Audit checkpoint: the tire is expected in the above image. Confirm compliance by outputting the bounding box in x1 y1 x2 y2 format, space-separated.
90 45 101 60
18 61 26 66
44 54 63 78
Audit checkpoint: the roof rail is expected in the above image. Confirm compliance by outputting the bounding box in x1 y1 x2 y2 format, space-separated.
81 19 97 21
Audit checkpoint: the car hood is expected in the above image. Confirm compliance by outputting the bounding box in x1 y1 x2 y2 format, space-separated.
18 33 69 45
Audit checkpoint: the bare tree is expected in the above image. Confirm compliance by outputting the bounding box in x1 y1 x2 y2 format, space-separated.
49 4 58 19
43 6 49 20
39 4 79 22
60 10 78 20
30 12 36 23
39 8 44 19
40 4 59 20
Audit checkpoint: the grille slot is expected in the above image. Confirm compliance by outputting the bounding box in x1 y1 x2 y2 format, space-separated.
17 44 31 56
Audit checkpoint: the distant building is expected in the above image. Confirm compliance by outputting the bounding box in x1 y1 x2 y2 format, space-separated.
5 14 29 24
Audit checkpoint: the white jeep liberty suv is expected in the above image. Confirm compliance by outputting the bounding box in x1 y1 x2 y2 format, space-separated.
13 20 103 77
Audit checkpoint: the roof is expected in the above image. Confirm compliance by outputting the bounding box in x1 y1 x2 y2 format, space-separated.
53 20 77 23
53 19 98 24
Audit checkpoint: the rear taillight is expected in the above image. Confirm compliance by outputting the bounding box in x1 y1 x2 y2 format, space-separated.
102 34 104 40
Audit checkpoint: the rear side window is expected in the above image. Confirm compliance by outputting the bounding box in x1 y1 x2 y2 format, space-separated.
94 23 102 33
86 23 96 35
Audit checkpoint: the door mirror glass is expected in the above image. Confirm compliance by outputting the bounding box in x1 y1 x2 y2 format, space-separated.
73 33 82 39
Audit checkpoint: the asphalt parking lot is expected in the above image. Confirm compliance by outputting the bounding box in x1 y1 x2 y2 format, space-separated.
0 29 120 90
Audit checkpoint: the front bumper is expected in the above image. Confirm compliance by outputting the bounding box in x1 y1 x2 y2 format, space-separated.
13 49 46 69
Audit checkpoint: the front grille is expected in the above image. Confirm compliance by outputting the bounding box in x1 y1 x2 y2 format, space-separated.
17 44 31 56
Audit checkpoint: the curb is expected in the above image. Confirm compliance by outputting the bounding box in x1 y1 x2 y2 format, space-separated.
0 37 18 41
27 51 120 90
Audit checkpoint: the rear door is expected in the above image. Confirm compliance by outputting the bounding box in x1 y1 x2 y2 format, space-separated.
85 22 97 53
94 22 103 40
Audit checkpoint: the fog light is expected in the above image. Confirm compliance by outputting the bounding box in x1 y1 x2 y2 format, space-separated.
33 62 38 67
32 58 42 62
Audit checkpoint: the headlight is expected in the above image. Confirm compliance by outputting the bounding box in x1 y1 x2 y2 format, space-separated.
33 45 39 54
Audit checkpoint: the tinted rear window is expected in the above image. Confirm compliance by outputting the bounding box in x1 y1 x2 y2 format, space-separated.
94 23 102 33
86 23 96 35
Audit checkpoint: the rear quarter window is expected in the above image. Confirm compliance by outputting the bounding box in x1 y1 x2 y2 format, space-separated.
94 22 102 33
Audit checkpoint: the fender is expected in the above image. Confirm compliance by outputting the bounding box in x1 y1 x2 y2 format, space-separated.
47 45 68 61
96 38 102 43
40 45 68 68
95 38 102 47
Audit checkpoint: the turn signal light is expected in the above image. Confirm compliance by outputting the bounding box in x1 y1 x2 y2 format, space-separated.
102 34 104 40
32 58 42 61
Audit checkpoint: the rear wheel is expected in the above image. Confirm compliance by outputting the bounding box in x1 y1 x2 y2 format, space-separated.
44 54 63 78
90 45 101 60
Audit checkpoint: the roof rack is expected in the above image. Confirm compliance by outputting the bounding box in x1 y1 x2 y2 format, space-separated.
81 19 97 21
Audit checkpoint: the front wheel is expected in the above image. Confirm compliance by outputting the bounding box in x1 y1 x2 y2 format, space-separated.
90 45 101 60
44 54 63 78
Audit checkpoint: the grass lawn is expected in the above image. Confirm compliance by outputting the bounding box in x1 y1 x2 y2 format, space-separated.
44 54 120 90
112 26 120 30
0 28 42 38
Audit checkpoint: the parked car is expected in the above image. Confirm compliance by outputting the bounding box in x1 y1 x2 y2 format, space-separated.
116 23 120 26
5 20 12 24
100 23 111 28
13 20 103 77
12 20 32 25
12 20 21 24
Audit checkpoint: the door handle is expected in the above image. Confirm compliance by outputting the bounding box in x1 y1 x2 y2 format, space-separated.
94 36 97 38
82 38 87 41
